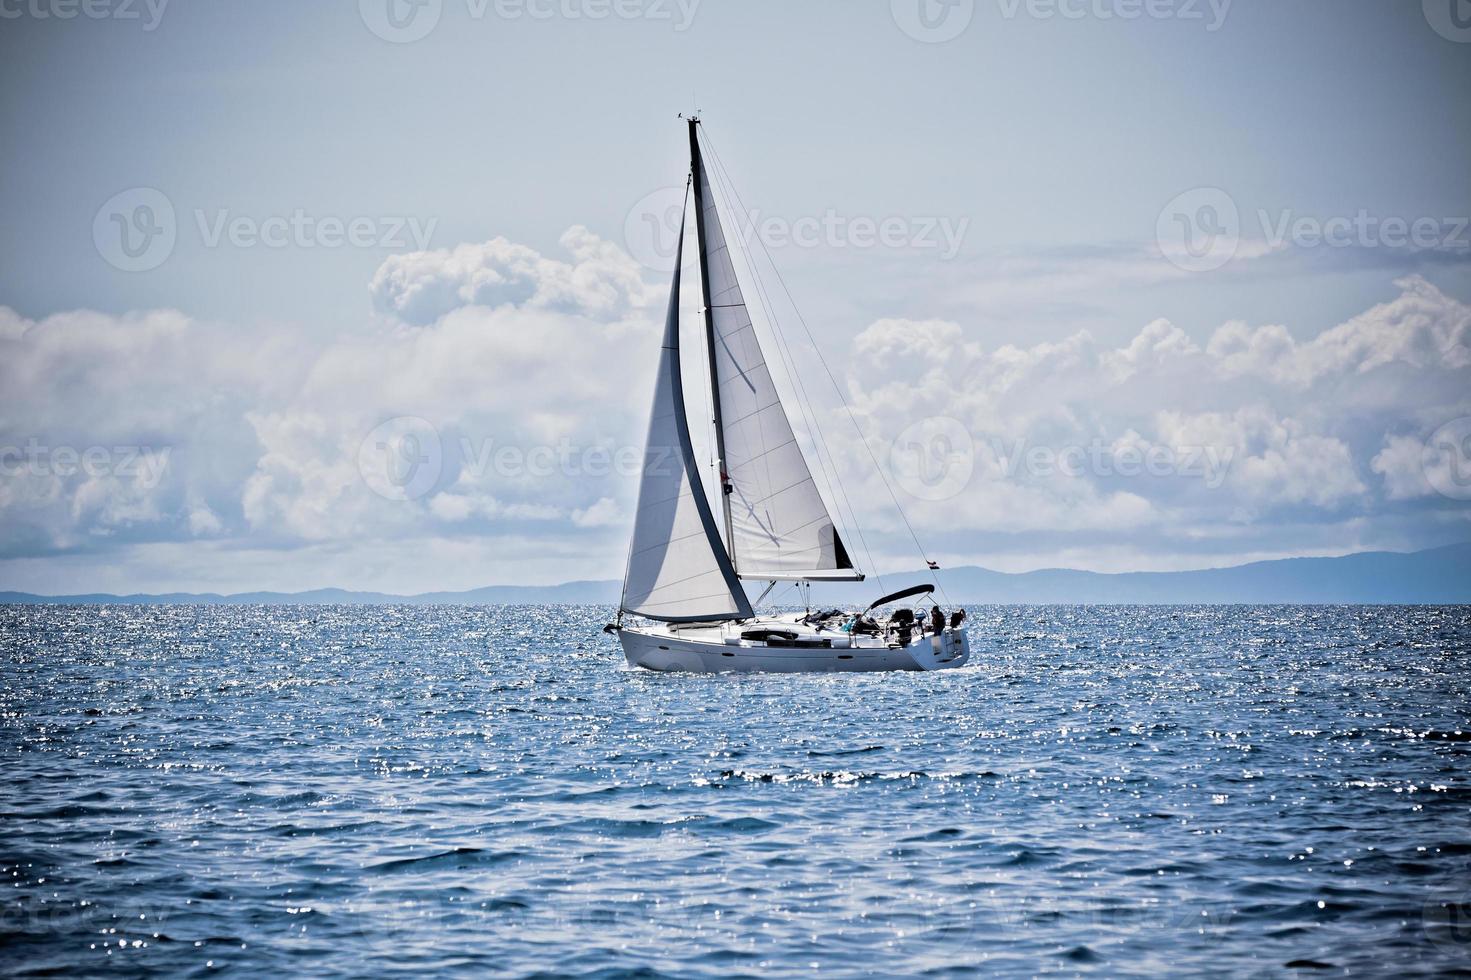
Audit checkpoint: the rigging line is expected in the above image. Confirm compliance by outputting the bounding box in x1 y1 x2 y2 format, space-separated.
697 166 781 568
699 132 872 569
701 129 952 607
708 161 872 587
701 130 916 570
764 582 796 610
700 130 891 597
703 134 887 597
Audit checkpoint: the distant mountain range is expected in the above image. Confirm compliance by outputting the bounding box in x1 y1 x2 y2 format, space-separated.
3 544 1468 606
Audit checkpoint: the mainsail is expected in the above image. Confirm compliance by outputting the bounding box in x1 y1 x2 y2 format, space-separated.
689 123 860 581
620 198 754 623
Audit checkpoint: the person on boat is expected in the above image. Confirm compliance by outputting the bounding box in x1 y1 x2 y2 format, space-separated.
930 606 946 635
949 609 967 629
890 608 914 646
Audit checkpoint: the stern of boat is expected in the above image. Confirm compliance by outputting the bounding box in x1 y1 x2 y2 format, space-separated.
906 627 970 670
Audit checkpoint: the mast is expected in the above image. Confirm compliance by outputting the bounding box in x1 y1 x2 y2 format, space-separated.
688 116 738 572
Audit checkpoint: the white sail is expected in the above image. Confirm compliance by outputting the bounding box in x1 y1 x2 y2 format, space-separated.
621 203 754 623
692 139 860 581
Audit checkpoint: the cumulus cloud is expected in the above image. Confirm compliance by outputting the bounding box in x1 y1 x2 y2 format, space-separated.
0 229 662 575
1206 275 1471 385
822 275 1470 565
571 496 622 528
238 228 662 545
1371 434 1436 501
368 226 652 326
427 492 563 524
0 306 294 556
2 232 1468 590
1103 318 1200 380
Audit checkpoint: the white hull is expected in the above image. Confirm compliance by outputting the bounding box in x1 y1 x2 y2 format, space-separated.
618 618 970 674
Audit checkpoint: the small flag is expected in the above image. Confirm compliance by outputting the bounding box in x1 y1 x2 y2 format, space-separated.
927 560 940 570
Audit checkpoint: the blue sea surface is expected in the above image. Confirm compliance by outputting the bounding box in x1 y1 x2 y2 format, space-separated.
2 604 1469 977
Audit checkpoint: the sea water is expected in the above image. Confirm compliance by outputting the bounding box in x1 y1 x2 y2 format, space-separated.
2 604 1468 976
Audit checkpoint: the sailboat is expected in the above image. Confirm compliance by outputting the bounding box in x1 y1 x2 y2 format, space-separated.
609 118 970 673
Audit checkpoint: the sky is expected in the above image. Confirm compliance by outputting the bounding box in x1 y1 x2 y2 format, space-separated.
1 0 1470 595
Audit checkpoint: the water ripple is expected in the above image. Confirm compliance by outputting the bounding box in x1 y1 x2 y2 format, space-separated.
1 603 1469 977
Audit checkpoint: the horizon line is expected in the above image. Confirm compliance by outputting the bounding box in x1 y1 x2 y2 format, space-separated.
2 543 1466 601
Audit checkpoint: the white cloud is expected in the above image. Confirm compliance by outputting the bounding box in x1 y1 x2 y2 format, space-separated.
428 492 563 523
368 226 652 326
2 243 1468 590
829 275 1468 554
428 492 476 523
0 229 661 576
1205 275 1471 385
187 501 224 536
1371 434 1435 501
571 496 622 528
1102 318 1200 380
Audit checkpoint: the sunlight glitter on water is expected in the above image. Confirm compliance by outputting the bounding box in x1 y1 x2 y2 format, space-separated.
1 603 1469 977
